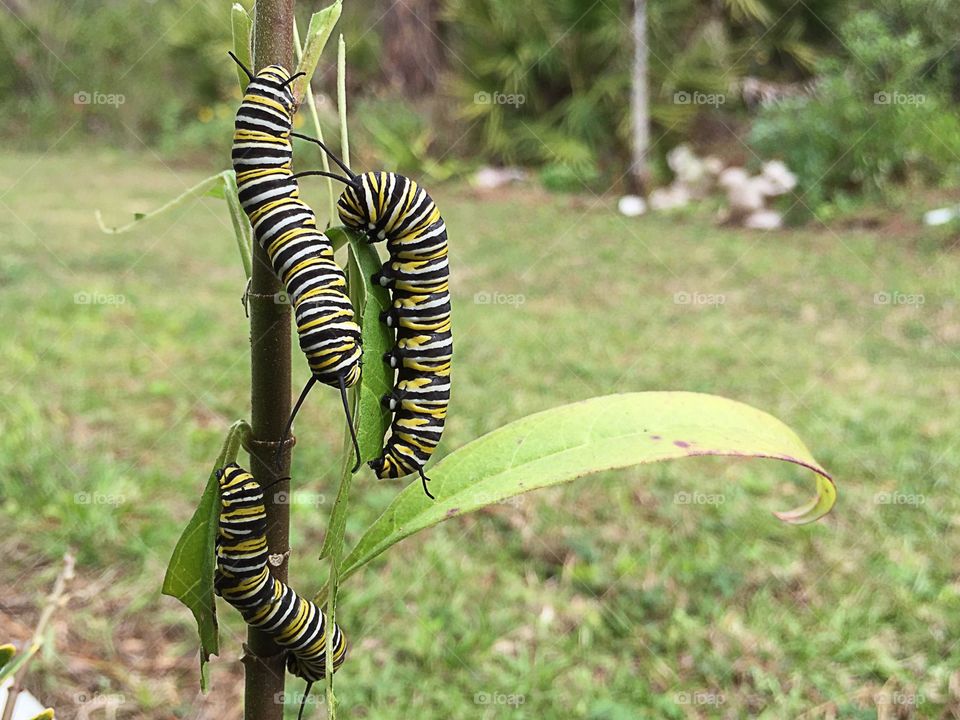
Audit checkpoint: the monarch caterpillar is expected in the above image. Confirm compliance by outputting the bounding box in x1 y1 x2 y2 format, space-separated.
229 53 363 470
215 463 347 718
292 143 451 499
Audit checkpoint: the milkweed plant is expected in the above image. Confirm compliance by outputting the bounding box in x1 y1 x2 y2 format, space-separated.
95 3 837 719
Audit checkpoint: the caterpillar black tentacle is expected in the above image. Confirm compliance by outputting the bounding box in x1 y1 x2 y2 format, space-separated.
215 463 347 718
230 56 363 472
290 132 356 178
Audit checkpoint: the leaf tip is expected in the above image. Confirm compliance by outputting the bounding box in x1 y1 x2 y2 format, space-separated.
774 472 837 525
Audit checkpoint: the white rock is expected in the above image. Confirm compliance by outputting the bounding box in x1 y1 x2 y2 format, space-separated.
666 144 697 176
667 144 711 194
728 180 767 214
649 184 691 211
744 209 784 230
472 166 526 189
923 206 960 226
718 167 749 189
762 160 798 195
617 195 648 217
703 156 725 176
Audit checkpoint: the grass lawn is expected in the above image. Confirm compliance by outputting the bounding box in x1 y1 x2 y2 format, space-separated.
2 149 959 719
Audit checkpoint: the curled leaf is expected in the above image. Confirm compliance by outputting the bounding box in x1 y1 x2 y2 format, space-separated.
325 391 836 594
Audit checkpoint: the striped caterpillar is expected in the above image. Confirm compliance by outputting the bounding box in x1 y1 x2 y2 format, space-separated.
215 463 347 717
293 143 451 499
230 54 363 470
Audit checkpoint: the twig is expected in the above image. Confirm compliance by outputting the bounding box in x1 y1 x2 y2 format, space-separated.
1 552 75 720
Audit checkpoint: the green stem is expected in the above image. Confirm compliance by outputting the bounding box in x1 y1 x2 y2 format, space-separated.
245 2 295 720
224 419 253 463
294 17 339 223
324 442 354 720
225 172 253 280
337 34 350 168
95 171 230 234
321 36 355 720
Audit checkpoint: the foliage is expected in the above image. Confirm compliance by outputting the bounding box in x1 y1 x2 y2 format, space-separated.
2 0 957 204
341 97 465 181
0 0 239 149
160 420 249 689
722 0 846 76
440 0 846 182
749 9 960 215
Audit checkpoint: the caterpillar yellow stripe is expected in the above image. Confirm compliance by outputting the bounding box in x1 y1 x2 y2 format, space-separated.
215 463 347 680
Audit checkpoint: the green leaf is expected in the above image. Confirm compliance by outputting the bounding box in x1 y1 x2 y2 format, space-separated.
231 3 253 90
343 228 392 465
292 1 343 105
318 227 391 565
205 183 226 200
331 392 836 589
223 171 252 280
95 171 231 234
0 643 15 670
0 642 34 684
161 420 250 691
28 710 55 720
94 170 252 283
725 0 773 25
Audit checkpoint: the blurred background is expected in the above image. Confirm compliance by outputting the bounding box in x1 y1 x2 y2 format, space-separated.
2 0 960 718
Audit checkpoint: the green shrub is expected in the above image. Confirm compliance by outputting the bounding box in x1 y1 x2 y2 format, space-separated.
0 1 236 150
749 10 960 216
439 0 849 183
442 0 730 181
349 98 464 181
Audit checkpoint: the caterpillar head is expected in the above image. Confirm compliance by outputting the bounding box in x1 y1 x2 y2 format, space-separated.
253 65 298 113
336 171 401 241
229 53 300 115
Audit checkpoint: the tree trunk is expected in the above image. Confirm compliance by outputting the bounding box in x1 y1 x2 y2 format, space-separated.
630 0 651 195
244 2 294 719
381 0 444 97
